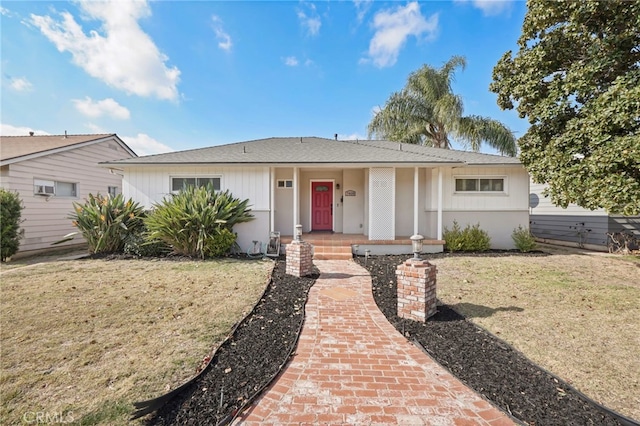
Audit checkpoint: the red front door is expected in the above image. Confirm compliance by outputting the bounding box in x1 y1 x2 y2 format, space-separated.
312 181 333 231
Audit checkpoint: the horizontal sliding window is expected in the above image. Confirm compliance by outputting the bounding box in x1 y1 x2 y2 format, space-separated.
171 176 221 192
455 178 504 192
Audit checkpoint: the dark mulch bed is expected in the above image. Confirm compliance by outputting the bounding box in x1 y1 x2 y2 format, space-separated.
144 259 318 425
137 252 637 426
357 254 637 426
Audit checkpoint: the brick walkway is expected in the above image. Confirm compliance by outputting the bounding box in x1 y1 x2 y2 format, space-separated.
236 260 515 425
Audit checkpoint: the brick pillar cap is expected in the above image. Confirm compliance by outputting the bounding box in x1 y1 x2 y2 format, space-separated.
403 258 432 267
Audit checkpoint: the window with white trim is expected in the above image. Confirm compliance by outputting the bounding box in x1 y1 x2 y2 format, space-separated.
455 177 505 192
34 179 77 197
277 179 293 188
171 176 221 192
108 186 119 197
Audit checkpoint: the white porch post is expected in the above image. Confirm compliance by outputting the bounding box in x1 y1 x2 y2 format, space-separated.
413 167 419 236
269 167 275 233
437 168 443 240
293 167 299 236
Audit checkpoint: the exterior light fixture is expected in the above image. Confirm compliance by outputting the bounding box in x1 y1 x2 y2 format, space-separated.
410 234 424 260
295 224 303 242
336 183 341 190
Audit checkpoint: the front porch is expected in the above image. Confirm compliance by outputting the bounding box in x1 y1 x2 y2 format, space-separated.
281 233 445 260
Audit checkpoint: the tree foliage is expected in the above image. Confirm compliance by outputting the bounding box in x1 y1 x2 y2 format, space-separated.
491 0 640 215
1 189 23 261
368 56 517 156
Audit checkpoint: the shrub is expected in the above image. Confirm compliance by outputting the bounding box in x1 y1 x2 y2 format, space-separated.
70 194 146 254
512 225 537 252
123 230 171 257
465 223 492 251
443 220 491 252
1 189 23 261
145 185 253 259
442 220 465 252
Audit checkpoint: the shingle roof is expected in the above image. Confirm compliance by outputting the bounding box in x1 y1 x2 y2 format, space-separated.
103 137 520 167
0 134 136 163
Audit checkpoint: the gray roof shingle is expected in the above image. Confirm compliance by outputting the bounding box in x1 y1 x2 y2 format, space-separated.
103 137 520 166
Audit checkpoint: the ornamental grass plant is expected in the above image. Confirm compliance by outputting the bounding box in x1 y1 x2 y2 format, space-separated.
69 194 146 254
144 185 254 259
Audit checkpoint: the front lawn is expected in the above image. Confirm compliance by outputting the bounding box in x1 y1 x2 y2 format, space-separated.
0 257 273 425
429 251 639 421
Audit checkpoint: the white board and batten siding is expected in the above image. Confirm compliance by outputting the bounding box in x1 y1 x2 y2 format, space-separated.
426 166 530 249
3 141 133 253
122 166 271 250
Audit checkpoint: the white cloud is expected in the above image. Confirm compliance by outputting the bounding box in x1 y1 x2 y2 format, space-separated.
121 133 173 156
30 0 180 100
73 97 130 120
211 15 232 51
353 0 372 23
338 133 366 141
85 123 107 133
10 77 33 91
1 6 13 17
0 123 50 136
284 56 299 66
456 0 513 16
297 2 321 37
363 2 438 68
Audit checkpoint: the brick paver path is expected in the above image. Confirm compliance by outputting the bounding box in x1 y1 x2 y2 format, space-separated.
236 260 515 425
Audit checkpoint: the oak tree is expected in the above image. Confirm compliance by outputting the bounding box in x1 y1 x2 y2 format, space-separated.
491 0 640 215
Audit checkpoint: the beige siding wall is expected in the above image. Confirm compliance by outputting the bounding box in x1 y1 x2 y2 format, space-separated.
122 165 271 251
342 169 365 234
424 166 530 249
3 140 133 253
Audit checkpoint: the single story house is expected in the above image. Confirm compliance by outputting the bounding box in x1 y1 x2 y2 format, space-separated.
104 137 529 256
529 182 640 251
0 133 137 255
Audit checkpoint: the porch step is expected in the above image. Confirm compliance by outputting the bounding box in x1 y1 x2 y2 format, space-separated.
311 244 353 260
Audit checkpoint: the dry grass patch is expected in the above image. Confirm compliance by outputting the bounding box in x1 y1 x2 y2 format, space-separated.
0 257 273 425
430 252 640 421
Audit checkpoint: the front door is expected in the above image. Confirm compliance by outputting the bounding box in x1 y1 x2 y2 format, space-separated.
311 181 333 231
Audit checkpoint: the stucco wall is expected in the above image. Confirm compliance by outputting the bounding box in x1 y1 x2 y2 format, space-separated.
342 169 365 234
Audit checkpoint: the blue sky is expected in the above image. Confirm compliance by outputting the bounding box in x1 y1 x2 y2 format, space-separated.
1 0 528 156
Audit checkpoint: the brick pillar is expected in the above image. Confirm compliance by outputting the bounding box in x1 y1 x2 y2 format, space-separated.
286 241 313 277
396 258 437 322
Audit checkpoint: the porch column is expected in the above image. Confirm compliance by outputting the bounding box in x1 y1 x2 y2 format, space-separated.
413 167 419 236
437 168 443 240
293 167 299 235
269 167 275 233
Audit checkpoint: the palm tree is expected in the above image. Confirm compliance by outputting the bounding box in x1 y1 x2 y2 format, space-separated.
368 56 517 156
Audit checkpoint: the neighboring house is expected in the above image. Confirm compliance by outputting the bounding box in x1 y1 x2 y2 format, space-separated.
104 137 529 254
0 133 137 255
529 182 640 251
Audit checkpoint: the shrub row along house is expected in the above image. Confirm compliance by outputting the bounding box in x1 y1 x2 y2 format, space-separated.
0 134 136 255
103 136 529 255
